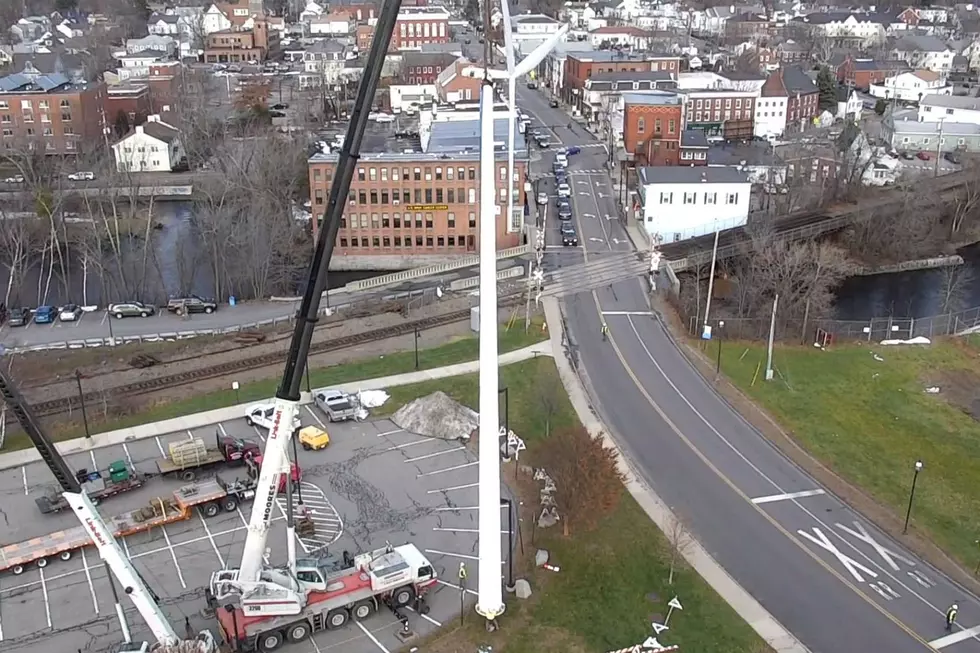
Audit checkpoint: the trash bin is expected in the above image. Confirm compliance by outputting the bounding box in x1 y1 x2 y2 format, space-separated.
229 296 237 307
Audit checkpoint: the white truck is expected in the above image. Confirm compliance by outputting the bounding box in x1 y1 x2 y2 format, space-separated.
245 403 303 431
211 544 437 651
313 388 358 422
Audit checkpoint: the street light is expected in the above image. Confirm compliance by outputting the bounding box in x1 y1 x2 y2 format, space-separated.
715 320 725 378
498 387 509 440
414 328 420 370
903 460 923 534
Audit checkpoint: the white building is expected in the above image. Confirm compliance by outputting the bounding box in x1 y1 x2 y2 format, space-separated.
125 35 177 56
836 88 863 122
636 166 751 242
511 14 563 44
309 12 352 35
147 12 180 36
389 84 438 111
755 96 788 139
112 115 185 173
793 13 886 45
116 50 171 79
919 94 980 124
869 69 952 102
202 3 233 35
891 35 955 74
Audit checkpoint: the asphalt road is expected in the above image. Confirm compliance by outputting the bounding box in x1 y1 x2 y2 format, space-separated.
515 83 980 653
0 411 511 653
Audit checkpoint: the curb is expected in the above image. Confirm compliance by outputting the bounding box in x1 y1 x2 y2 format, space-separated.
541 297 810 653
0 342 553 472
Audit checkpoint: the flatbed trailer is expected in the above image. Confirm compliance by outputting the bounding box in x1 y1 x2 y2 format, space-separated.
156 431 261 481
35 462 150 514
1 477 256 575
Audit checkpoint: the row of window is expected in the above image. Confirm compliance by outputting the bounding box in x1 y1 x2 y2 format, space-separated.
687 110 749 122
636 117 677 135
320 185 518 207
398 21 446 38
658 191 739 205
2 126 76 137
693 98 753 110
0 99 72 110
679 151 707 160
340 234 469 249
340 164 516 182
340 211 479 230
1 139 74 150
2 112 72 123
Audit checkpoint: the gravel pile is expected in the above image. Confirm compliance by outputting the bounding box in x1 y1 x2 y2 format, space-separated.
391 391 477 442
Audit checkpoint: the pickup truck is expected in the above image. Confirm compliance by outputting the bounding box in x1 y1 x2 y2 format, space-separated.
314 388 358 422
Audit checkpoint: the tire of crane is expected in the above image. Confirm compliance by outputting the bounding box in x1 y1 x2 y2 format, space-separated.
393 585 415 608
12 564 24 575
352 600 374 620
285 622 311 643
181 470 196 482
257 630 285 652
60 551 72 561
326 608 349 630
36 558 48 568
222 495 239 512
202 502 220 518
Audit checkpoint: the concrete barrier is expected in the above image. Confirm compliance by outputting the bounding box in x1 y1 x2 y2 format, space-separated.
449 265 525 290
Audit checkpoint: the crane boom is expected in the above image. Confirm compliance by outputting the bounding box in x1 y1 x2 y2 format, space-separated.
232 0 404 588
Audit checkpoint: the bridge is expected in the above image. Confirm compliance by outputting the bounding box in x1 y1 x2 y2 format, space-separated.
0 170 210 201
662 168 972 272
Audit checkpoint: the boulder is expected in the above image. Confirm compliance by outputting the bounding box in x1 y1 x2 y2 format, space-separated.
514 579 532 600
535 549 550 567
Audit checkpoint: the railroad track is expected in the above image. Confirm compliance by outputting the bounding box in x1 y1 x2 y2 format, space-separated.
28 293 523 419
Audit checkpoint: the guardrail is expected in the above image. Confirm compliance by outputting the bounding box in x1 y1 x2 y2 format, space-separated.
449 265 525 290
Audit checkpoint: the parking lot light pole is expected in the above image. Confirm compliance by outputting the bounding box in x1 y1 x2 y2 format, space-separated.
501 497 515 591
414 328 420 370
903 460 924 534
105 309 115 346
75 369 90 439
498 387 509 438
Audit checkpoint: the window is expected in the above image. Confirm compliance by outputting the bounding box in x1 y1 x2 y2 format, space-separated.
457 167 465 179
725 193 738 205
1 129 10 137
457 186 464 201
947 108 954 115
0 115 8 123
0 101 7 109
414 188 422 203
369 167 377 181
469 211 476 227
683 192 695 205
436 188 443 202
655 118 661 133
358 168 365 181
424 167 432 181
468 188 476 203
372 213 380 228
340 238 348 247
394 213 401 228
704 192 717 204
360 214 368 228
425 212 433 227
447 189 455 203
373 236 380 248
392 168 400 181
416 235 423 246
425 236 433 247
381 190 389 204
424 188 432 203
468 167 475 180
668 119 675 134
448 236 456 247
435 167 442 180
383 236 390 247
415 213 423 228
370 190 378 204
20 100 30 110
381 167 388 181
315 190 324 205
659 192 672 204
394 236 402 246
437 236 445 247
403 189 411 203
41 113 50 123
414 167 421 181
358 190 367 204
447 167 454 180
382 213 390 227
448 212 455 228
351 237 359 248
637 117 645 133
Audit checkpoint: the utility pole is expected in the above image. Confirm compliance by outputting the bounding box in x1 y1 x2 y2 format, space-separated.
765 294 778 381
701 223 721 336
934 118 944 177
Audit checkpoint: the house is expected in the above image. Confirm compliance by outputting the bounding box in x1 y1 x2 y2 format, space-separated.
511 14 564 44
755 89 788 139
837 56 909 90
309 10 352 36
724 12 773 43
299 40 347 87
147 12 180 36
706 141 787 185
116 50 172 80
563 51 682 113
125 35 178 58
919 94 980 125
884 114 980 152
680 88 757 140
581 70 677 127
891 34 955 73
774 65 819 132
111 114 185 172
791 12 887 46
388 83 437 112
622 91 684 165
635 166 751 242
435 58 482 103
392 6 450 51
401 52 466 85
588 25 658 50
836 87 863 121
869 69 952 102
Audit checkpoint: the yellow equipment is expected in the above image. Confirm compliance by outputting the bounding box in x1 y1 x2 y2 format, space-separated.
298 426 330 451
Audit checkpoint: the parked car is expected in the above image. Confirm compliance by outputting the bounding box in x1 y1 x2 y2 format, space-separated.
535 135 550 148
549 99 559 108
3 174 24 183
526 81 537 89
34 305 56 324
536 191 549 205
245 403 302 431
67 171 95 181
945 151 963 165
917 151 932 161
554 153 568 168
298 426 330 451
560 224 579 246
313 388 358 422
167 295 217 315
59 304 82 322
557 182 571 198
566 146 582 156
0 302 6 325
899 151 915 160
6 307 30 327
108 301 155 319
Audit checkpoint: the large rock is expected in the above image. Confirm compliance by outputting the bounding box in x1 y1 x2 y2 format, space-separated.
514 579 532 600
538 506 559 529
391 391 478 441
535 549 550 567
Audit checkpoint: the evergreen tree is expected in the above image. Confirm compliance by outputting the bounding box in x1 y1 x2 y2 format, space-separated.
816 66 837 113
874 99 887 115
113 110 130 137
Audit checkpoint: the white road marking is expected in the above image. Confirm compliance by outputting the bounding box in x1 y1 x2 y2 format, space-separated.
797 528 877 583
273 498 311 554
154 436 165 456
425 548 479 561
22 466 28 495
433 528 510 534
426 482 479 494
356 620 391 653
405 605 442 626
218 423 229 437
122 443 134 467
80 546 99 614
252 425 266 442
160 526 187 589
417 461 478 477
385 439 432 451
908 569 936 588
404 447 465 463
305 405 326 428
89 450 98 469
186 429 195 439
0 610 3 640
122 533 131 559
836 521 916 571
375 428 405 437
751 489 825 505
601 311 655 317
38 566 52 628
197 511 226 568
437 579 478 596
930 625 980 649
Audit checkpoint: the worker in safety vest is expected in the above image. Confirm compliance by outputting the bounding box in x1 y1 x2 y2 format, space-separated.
946 603 959 632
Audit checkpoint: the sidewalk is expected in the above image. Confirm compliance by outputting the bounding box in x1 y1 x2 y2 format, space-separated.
540 297 809 653
0 341 553 472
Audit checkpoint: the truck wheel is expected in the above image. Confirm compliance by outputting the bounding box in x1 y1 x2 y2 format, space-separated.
12 565 24 575
60 551 72 561
257 630 285 651
326 608 349 629
36 558 48 569
202 502 220 518
205 307 214 314
285 622 311 642
393 585 415 608
302 442 311 450
352 600 374 620
180 470 196 482
222 496 239 512
246 416 254 426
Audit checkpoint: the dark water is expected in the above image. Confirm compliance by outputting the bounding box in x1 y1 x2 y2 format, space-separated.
834 243 980 321
0 202 386 307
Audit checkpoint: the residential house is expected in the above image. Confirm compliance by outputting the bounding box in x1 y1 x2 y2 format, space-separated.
204 13 279 63
764 65 818 132
356 24 374 52
0 70 105 154
837 56 909 90
791 12 887 46
755 89 788 139
891 34 955 74
511 14 564 45
392 6 450 51
869 69 952 102
400 52 459 85
706 141 787 185
9 18 49 44
679 128 709 165
919 94 980 124
299 40 347 88
111 114 185 172
125 35 178 58
836 87 863 122
202 3 234 34
11 52 86 80
635 166 751 242
884 113 980 152
622 91 684 165
388 83 437 112
147 12 181 36
561 2 597 29
581 70 677 127
116 50 172 80
680 89 757 140
309 10 352 36
536 40 594 97
724 12 774 43
435 58 481 103
588 25 659 50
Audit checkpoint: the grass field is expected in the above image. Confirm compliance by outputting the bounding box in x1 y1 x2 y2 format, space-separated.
393 357 768 653
21 322 546 448
716 336 980 568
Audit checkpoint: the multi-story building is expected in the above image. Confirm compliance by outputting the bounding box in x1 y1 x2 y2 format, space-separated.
203 15 279 63
435 58 483 103
356 24 374 51
779 66 819 132
918 94 980 125
580 70 677 126
680 89 756 140
563 51 682 114
869 69 952 102
400 52 458 85
307 112 528 269
724 12 774 43
392 6 450 51
0 70 105 154
837 57 909 90
622 91 684 165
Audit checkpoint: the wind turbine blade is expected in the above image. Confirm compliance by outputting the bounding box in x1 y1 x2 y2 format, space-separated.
513 24 569 78
500 0 516 74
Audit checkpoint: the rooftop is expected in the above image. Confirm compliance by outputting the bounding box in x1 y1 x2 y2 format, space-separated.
0 71 84 93
920 94 980 110
706 142 781 167
681 129 709 148
889 119 980 135
638 166 749 185
621 91 681 106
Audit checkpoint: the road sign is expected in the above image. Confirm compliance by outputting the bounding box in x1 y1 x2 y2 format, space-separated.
701 325 712 340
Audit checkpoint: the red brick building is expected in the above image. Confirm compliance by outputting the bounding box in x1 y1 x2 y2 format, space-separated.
400 52 458 84
356 24 374 51
563 51 681 113
680 90 755 140
837 57 908 90
764 65 818 132
622 91 684 165
204 17 279 63
147 62 180 113
104 83 152 131
392 6 450 51
0 74 105 154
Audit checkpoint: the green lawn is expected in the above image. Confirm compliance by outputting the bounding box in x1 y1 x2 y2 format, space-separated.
717 337 980 568
389 357 768 653
20 321 546 448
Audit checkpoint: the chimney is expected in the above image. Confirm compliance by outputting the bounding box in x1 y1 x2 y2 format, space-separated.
147 114 160 122
135 125 145 134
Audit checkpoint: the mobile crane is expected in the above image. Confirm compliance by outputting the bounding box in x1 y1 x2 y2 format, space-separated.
206 0 409 619
0 368 216 653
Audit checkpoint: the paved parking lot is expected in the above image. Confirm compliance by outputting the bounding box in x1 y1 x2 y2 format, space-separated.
0 408 513 653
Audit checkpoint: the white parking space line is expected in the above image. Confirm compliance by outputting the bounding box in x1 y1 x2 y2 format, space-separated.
155 437 165 456
38 566 52 628
385 439 432 452
375 428 404 437
22 466 28 495
122 443 134 467
252 425 266 442
433 527 510 534
751 489 825 505
198 512 226 568
436 579 478 596
417 461 478 477
89 450 98 469
160 526 187 589
186 430 195 439
80 547 99 614
426 482 478 494
930 625 980 649
405 605 442 627
122 534 131 558
100 312 108 325
356 620 391 653
601 311 654 316
218 422 229 438
305 405 326 428
403 447 465 463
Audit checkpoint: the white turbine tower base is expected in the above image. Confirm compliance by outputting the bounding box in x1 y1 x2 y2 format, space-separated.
475 82 505 624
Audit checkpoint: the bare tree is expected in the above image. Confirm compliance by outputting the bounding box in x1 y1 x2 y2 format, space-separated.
534 366 564 437
937 265 974 314
949 166 980 238
661 515 694 586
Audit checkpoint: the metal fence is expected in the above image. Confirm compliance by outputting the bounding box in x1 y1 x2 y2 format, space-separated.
685 304 980 344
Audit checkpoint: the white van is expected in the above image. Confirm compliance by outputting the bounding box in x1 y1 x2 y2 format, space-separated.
555 152 568 168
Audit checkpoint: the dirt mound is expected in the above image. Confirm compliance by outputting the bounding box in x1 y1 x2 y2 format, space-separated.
391 391 477 441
